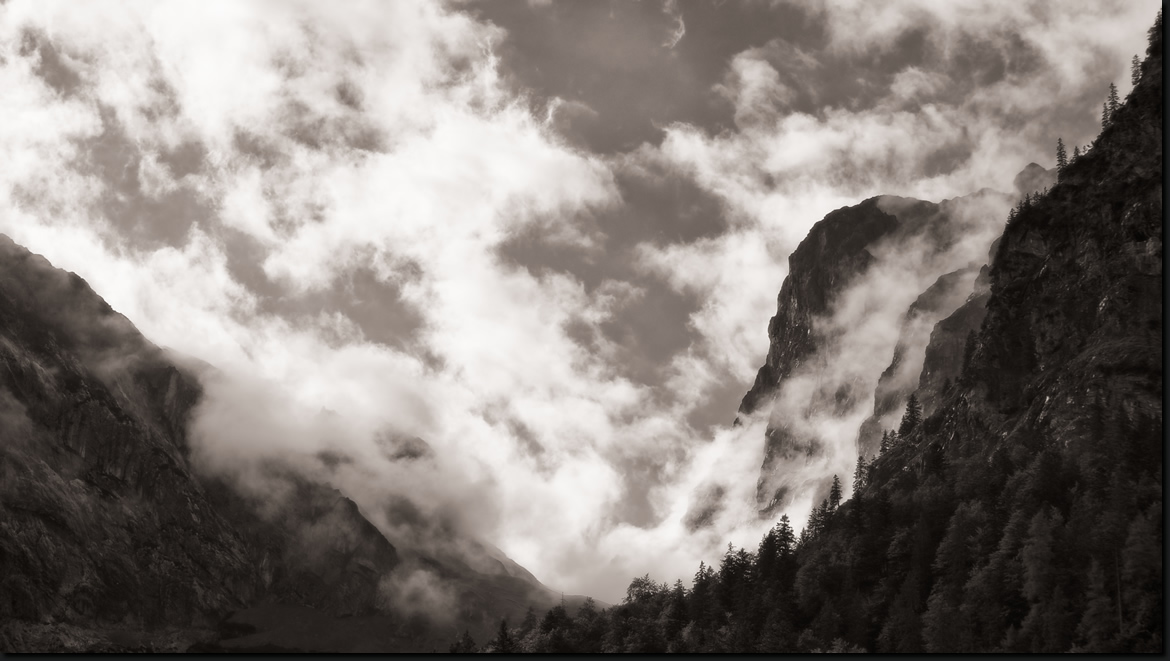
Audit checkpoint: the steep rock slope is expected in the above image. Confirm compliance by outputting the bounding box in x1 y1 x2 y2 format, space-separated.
0 236 405 650
0 235 575 652
855 263 979 458
736 198 898 419
738 189 1012 513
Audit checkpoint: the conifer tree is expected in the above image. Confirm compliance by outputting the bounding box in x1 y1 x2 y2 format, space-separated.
1056 138 1067 177
491 619 516 654
1102 101 1110 128
1075 560 1116 651
1072 144 1080 160
1131 55 1141 86
852 455 867 494
880 430 891 454
828 475 842 511
1107 83 1120 117
776 515 795 553
449 630 478 653
519 605 538 637
898 393 922 437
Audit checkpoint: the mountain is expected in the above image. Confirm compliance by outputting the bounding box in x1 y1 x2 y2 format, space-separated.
489 19 1160 653
854 262 981 458
737 187 1016 514
0 235 586 652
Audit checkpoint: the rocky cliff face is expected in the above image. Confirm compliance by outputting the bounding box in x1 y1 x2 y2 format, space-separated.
0 235 259 631
737 198 898 419
956 33 1162 447
739 188 1012 514
0 235 568 652
854 264 979 458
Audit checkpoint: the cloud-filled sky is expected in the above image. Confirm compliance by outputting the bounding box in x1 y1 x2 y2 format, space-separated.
0 0 1157 603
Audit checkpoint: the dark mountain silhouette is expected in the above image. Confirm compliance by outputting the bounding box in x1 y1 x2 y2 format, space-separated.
0 236 588 652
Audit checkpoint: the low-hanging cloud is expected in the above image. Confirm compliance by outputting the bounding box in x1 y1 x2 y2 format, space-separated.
0 0 1158 607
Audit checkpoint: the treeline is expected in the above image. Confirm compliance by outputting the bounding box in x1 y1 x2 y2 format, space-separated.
454 393 1160 653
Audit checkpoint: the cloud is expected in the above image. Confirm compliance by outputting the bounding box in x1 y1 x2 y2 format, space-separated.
0 0 1159 608
662 0 687 49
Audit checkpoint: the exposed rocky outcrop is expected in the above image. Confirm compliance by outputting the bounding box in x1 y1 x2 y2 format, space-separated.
738 188 1012 514
955 32 1162 444
914 261 991 419
736 198 898 420
855 264 979 458
1012 162 1058 197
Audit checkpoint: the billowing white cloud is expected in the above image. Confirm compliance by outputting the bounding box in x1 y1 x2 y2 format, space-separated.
0 0 1158 607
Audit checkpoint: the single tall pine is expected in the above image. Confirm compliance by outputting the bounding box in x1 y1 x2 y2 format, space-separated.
491 619 515 654
828 475 842 511
852 455 867 494
1056 138 1067 179
1107 83 1120 117
1131 55 1142 85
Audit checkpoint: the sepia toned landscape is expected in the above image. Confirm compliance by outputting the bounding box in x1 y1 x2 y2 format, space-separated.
0 1 1161 653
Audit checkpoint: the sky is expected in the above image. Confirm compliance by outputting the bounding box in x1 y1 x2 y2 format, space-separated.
0 0 1158 603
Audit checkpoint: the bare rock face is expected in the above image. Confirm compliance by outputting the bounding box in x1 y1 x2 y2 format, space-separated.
959 37 1162 442
739 189 1012 514
737 198 898 421
855 264 979 459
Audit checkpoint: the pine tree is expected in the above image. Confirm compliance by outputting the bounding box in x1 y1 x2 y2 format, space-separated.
776 514 796 559
898 393 922 437
1072 145 1080 160
852 455 867 494
807 498 829 535
828 475 842 511
1107 83 1120 117
450 630 478 653
519 605 538 637
880 430 891 454
1131 55 1142 86
1150 9 1162 50
1075 560 1116 651
1102 101 1110 128
491 619 516 654
1056 138 1067 178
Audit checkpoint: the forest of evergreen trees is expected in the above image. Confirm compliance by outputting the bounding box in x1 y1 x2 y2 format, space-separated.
450 14 1163 654
453 392 1160 653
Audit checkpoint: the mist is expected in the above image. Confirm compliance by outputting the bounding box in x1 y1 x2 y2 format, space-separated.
0 0 1158 606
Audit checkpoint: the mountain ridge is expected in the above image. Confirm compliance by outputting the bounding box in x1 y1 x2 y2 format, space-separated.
0 234 586 652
